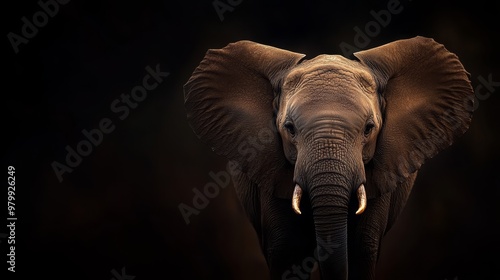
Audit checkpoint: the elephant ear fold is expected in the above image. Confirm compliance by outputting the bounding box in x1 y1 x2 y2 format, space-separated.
354 36 474 198
184 41 305 187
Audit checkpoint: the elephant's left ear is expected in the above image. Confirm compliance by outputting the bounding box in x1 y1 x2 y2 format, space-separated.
354 36 474 198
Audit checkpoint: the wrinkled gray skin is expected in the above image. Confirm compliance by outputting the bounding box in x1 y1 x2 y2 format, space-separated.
184 37 474 279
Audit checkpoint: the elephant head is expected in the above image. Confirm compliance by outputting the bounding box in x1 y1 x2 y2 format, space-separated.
184 36 474 279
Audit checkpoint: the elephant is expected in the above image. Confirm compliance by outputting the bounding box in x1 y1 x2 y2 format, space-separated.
183 36 474 279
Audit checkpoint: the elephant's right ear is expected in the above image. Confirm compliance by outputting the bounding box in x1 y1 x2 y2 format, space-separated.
184 41 305 189
354 36 474 198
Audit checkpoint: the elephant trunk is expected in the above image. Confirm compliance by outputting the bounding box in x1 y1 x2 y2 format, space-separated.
292 128 365 279
297 135 361 280
309 175 350 280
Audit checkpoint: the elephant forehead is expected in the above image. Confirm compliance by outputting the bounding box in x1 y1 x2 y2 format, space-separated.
284 55 376 93
287 87 372 118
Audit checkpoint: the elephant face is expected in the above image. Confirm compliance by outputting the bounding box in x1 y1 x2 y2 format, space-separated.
281 56 381 181
184 36 474 279
276 55 383 219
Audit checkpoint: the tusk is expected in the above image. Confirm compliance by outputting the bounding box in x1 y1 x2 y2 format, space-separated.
292 184 303 215
356 184 367 215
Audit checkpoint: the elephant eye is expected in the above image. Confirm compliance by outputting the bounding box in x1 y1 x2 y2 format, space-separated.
364 122 375 137
284 122 296 137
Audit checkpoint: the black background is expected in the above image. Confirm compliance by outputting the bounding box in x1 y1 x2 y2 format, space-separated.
2 0 499 279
